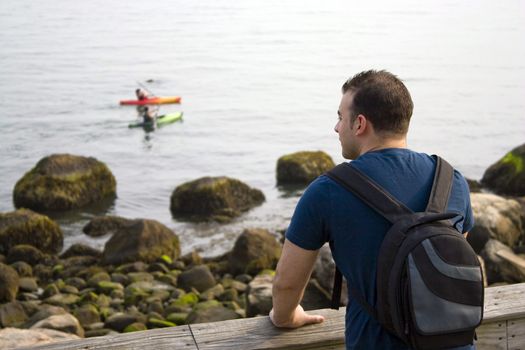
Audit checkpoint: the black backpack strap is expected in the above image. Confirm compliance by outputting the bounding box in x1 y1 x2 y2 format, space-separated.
426 156 454 213
326 163 412 224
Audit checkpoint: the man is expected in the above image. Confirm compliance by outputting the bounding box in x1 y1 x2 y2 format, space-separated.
136 88 150 100
270 70 474 349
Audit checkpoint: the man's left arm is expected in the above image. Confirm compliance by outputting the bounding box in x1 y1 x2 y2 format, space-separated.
270 239 325 328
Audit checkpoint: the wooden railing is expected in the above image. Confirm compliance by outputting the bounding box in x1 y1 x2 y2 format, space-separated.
18 283 525 350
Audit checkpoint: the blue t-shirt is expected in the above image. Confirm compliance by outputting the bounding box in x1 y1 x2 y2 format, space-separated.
286 148 475 350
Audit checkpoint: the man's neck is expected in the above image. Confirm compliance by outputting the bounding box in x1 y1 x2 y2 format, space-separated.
358 136 407 156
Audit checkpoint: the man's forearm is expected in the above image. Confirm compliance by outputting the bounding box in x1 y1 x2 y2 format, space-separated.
271 274 306 326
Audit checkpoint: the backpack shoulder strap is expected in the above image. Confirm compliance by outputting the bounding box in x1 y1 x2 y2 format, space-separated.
326 162 412 223
426 156 454 213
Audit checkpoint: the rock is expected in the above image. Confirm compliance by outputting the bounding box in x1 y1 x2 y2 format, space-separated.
302 279 332 310
44 293 80 308
166 312 188 325
0 263 19 303
0 209 63 255
10 261 33 277
25 305 67 328
276 151 335 186
466 178 482 193
102 219 180 265
470 193 523 248
73 305 100 328
0 327 80 349
177 265 216 292
0 302 28 327
186 300 241 324
123 322 147 332
201 284 225 301
82 215 134 237
96 281 124 295
19 277 39 292
170 177 265 222
6 244 47 266
13 154 116 211
181 250 203 267
312 244 348 305
115 261 148 274
229 228 282 275
128 272 154 283
31 313 84 337
480 239 525 284
87 271 111 288
246 273 273 317
60 243 102 259
481 143 525 196
124 281 175 306
104 312 140 332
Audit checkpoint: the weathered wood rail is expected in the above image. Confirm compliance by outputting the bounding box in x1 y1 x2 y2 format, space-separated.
18 283 525 350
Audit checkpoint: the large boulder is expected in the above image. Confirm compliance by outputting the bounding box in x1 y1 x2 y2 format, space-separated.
170 177 265 222
229 228 282 275
0 263 19 303
0 328 80 349
0 209 63 255
470 193 523 248
276 151 335 186
481 143 525 196
102 219 180 265
82 215 134 237
13 154 116 211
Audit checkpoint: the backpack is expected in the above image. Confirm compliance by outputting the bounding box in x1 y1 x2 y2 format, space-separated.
325 156 484 350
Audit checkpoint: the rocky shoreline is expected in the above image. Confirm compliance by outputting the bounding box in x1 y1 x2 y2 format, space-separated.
1 144 525 348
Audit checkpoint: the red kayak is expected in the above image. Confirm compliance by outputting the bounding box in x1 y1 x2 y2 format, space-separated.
119 96 182 105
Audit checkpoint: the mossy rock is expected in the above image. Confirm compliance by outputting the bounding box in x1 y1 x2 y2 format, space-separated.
147 318 176 328
13 154 116 211
186 301 241 324
481 143 525 196
0 263 19 303
166 312 188 325
123 322 147 332
102 219 180 265
170 177 265 222
82 215 134 237
276 151 335 186
0 209 63 255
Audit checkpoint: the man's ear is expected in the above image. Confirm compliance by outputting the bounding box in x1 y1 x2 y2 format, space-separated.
354 114 367 135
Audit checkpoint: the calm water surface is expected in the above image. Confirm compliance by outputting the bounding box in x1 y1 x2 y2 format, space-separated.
1 0 524 256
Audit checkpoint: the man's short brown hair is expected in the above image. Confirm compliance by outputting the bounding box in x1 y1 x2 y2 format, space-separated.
342 70 413 135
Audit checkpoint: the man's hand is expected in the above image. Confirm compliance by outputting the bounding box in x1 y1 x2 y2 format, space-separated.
270 305 325 328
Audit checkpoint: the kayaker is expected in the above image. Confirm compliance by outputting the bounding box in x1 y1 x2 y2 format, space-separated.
142 106 158 124
135 88 150 101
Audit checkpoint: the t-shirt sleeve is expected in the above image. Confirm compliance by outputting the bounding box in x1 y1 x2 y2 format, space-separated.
285 178 330 250
459 173 475 233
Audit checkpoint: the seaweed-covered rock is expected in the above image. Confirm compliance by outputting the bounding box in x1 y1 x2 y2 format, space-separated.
229 228 282 275
481 143 525 196
102 219 180 265
170 177 265 222
276 151 335 186
470 193 523 248
0 263 19 303
13 154 116 211
82 216 134 237
0 209 63 255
